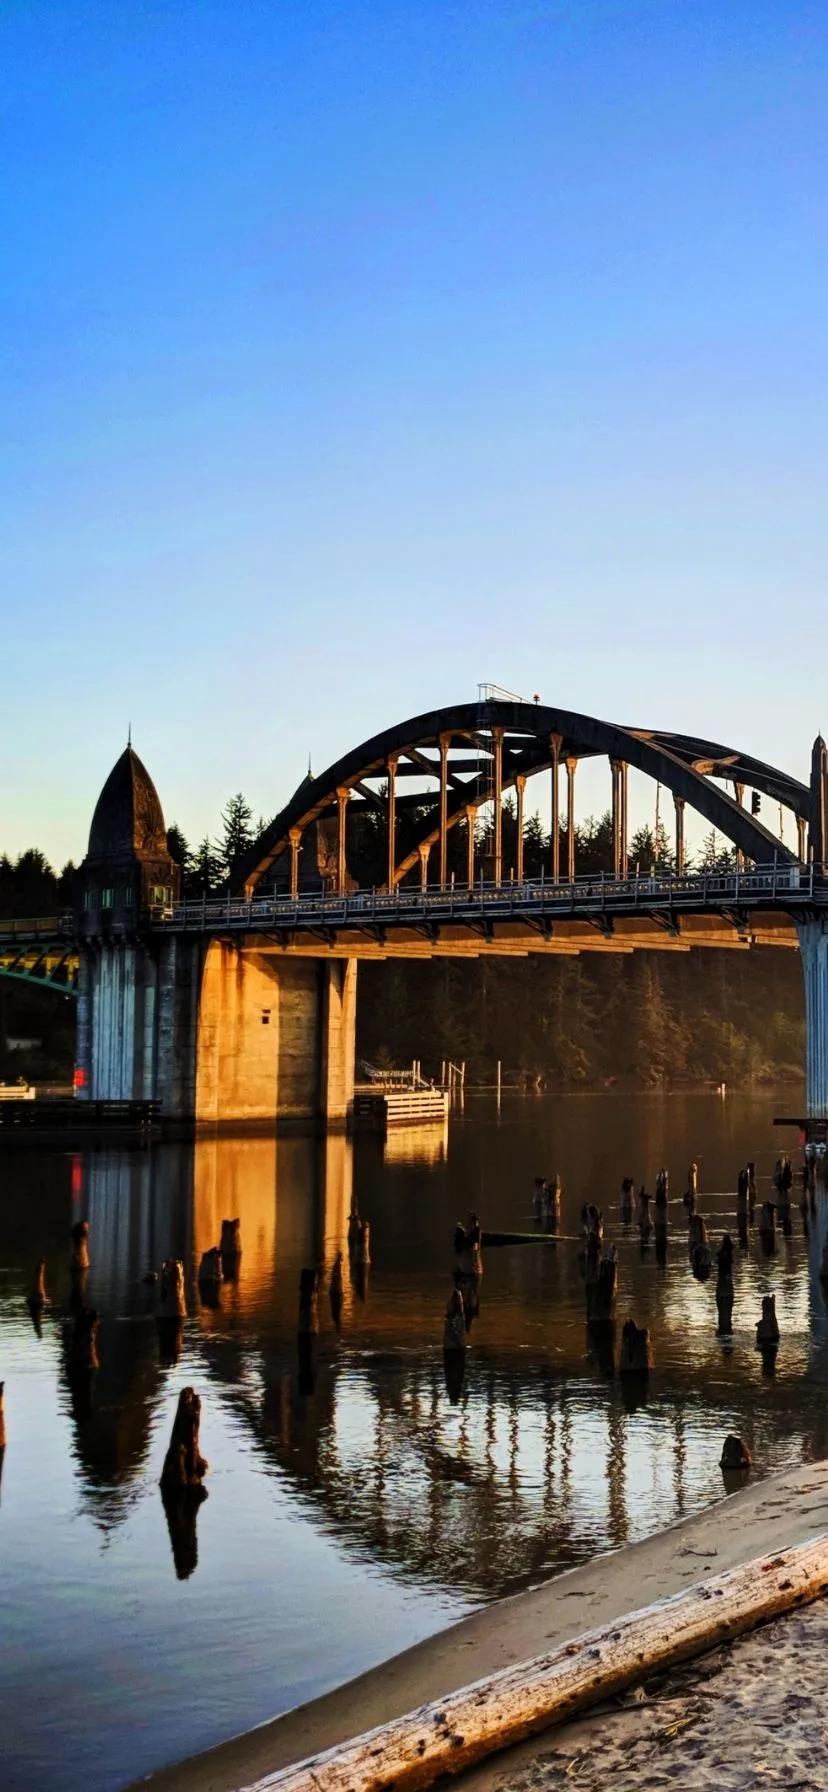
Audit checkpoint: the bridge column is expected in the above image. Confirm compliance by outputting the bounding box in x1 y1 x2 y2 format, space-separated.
82 943 152 1100
492 728 503 885
798 816 807 863
797 919 828 1118
733 782 745 872
515 774 525 883
465 803 476 887
336 787 350 896
289 828 302 898
674 796 686 875
387 756 397 890
418 841 431 890
565 756 577 881
195 944 357 1129
611 760 622 876
620 760 628 876
78 935 202 1110
438 734 450 889
550 735 562 881
75 953 93 1096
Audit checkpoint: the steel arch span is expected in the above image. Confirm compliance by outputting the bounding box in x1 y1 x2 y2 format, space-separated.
234 700 807 898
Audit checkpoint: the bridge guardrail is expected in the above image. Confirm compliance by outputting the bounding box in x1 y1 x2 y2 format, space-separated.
145 862 828 934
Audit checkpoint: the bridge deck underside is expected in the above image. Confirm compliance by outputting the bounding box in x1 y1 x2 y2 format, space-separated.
241 912 799 959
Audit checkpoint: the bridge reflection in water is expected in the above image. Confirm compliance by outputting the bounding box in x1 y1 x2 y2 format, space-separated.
4 1100 826 1596
6 1095 828 1788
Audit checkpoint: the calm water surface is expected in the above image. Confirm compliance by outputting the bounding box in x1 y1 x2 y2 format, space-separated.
1 1089 826 1791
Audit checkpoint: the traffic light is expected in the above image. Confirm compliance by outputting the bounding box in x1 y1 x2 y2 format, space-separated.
751 791 761 815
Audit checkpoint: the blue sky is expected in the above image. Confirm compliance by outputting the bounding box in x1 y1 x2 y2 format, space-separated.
1 1 826 866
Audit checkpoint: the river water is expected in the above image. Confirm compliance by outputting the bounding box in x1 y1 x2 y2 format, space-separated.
1 1089 826 1791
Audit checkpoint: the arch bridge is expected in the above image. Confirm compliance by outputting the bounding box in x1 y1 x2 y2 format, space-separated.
235 699 814 899
4 701 828 1125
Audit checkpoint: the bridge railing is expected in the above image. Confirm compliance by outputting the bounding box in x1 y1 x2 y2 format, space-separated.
0 914 74 942
147 861 826 933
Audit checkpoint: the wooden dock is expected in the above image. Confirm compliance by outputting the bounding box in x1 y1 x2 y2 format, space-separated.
353 1085 450 1129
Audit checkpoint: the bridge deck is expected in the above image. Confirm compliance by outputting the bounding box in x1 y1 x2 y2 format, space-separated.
0 866 824 965
146 863 822 951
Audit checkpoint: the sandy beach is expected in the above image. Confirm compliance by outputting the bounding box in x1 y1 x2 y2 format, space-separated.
463 1597 828 1791
133 1456 828 1792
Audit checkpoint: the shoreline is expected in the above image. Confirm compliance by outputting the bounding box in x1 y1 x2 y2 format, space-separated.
132 1455 828 1792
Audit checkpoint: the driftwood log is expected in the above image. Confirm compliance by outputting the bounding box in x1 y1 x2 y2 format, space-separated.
481 1231 580 1246
246 1530 828 1792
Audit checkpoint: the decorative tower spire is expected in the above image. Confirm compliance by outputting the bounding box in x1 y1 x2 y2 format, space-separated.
809 735 828 867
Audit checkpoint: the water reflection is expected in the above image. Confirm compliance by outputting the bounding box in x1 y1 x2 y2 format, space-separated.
3 1093 828 1791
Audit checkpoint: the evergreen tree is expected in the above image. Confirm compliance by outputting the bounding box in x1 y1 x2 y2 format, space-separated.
190 837 222 897
218 793 255 877
167 824 193 879
523 812 547 877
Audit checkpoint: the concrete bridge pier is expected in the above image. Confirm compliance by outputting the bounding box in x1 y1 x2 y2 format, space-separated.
194 944 357 1130
797 918 828 1118
75 934 202 1109
78 937 357 1127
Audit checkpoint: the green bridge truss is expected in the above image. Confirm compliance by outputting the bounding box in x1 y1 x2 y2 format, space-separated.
0 922 78 997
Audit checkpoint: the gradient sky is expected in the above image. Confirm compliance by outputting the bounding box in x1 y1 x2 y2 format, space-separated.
1 0 826 868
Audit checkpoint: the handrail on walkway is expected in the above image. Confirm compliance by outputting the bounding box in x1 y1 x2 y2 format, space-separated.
145 861 828 934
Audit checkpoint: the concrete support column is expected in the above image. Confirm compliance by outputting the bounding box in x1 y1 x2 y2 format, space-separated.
674 796 686 875
336 787 350 896
515 774 525 884
797 918 828 1117
74 951 93 1098
154 934 201 1116
139 947 158 1100
438 734 450 889
566 756 577 882
798 815 808 864
418 840 431 891
550 734 562 881
89 943 137 1098
492 728 503 886
289 828 302 898
195 944 357 1129
320 958 357 1125
466 804 476 888
387 757 397 891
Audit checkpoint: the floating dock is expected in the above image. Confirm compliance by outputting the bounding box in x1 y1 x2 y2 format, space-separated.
353 1085 450 1129
0 1098 161 1140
